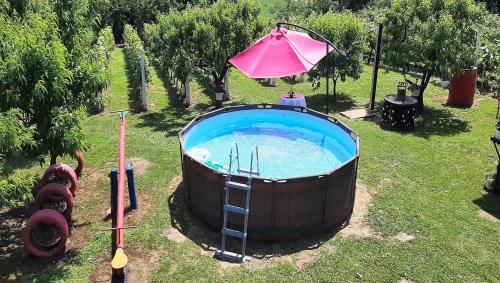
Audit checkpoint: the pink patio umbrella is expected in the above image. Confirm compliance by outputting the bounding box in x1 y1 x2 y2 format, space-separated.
229 27 333 79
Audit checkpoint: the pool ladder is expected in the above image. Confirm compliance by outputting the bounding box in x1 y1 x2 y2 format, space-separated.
215 143 259 263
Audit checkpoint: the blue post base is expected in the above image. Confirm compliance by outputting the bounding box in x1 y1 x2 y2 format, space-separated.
109 167 118 213
126 162 138 210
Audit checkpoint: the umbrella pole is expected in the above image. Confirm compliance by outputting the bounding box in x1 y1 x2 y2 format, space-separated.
326 44 330 114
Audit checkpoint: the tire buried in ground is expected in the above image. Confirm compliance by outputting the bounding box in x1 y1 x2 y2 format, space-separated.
34 183 74 220
41 164 78 196
23 209 69 257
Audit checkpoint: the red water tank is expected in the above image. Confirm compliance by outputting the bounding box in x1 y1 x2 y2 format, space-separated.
448 68 477 107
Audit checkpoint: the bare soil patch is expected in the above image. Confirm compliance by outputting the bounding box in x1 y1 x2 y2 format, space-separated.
0 166 105 281
124 192 151 224
339 183 381 239
90 243 162 283
164 227 187 243
431 93 483 108
391 232 415 242
167 176 375 271
127 157 150 176
478 208 499 222
0 205 89 281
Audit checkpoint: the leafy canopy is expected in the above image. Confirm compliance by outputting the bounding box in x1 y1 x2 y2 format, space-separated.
307 12 367 96
146 0 266 88
383 0 483 108
0 0 112 161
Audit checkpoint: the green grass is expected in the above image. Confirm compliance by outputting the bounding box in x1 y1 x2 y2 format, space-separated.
6 48 500 282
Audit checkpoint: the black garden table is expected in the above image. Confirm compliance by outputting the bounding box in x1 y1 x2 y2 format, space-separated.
484 136 500 195
381 94 418 131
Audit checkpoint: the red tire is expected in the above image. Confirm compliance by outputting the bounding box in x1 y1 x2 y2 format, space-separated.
41 164 78 196
34 183 74 220
23 209 68 257
74 150 84 178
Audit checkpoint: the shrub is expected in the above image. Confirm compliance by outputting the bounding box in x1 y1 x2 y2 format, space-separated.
0 170 37 208
0 109 35 159
87 26 115 113
98 26 115 61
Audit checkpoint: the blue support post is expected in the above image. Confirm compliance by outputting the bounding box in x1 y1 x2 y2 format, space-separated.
126 162 138 209
110 167 118 213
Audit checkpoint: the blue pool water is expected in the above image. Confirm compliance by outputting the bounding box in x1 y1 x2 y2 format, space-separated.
182 109 357 179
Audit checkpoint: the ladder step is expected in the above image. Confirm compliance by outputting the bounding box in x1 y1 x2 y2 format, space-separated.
215 250 250 262
224 204 248 215
222 228 246 239
226 181 250 191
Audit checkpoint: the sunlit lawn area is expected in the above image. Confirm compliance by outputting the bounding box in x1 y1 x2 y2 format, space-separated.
2 48 498 282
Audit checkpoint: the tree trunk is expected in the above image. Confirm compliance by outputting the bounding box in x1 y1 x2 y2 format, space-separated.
224 72 229 99
50 152 57 165
416 69 434 111
184 78 190 105
333 79 338 101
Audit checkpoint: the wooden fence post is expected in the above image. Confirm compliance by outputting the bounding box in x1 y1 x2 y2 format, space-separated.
184 77 191 105
140 49 148 112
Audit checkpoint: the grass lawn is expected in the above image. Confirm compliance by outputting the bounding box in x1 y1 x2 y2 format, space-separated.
1 47 499 282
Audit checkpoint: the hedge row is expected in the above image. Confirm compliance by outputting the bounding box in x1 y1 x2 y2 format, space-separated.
123 24 151 101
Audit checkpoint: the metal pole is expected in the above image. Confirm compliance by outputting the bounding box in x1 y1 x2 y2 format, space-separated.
370 23 383 111
326 43 329 114
112 111 128 275
117 111 127 250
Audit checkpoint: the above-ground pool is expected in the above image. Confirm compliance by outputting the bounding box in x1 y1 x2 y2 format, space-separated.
179 105 359 241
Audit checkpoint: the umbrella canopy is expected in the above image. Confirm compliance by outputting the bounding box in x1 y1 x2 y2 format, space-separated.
229 28 333 79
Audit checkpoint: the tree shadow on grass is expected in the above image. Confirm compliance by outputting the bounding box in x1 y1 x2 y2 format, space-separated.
136 107 196 138
0 206 82 281
151 64 186 108
473 192 500 222
412 106 470 138
167 180 342 261
305 92 358 114
190 73 216 112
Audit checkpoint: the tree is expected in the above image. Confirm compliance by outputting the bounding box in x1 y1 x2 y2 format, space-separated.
145 9 199 97
111 0 214 42
383 0 483 110
0 2 111 163
190 0 267 89
146 0 266 99
357 6 387 63
477 13 499 92
307 12 367 99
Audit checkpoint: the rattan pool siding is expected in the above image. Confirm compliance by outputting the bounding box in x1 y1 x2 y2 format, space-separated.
179 105 359 241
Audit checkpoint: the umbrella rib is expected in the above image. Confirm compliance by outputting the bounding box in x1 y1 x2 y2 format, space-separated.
283 33 332 68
